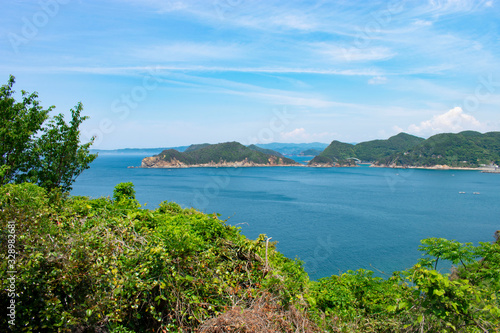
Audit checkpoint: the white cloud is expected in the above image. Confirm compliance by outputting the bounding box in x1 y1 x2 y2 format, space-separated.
269 14 317 31
132 42 245 62
368 76 387 85
279 128 335 142
312 43 396 62
413 19 433 27
405 107 485 136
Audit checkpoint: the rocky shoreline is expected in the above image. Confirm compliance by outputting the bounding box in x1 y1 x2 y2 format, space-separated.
141 156 498 170
141 156 305 168
370 164 495 171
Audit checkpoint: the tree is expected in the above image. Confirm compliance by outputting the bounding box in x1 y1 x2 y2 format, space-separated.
0 75 97 192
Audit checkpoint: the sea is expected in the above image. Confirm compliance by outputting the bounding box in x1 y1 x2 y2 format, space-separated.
71 153 500 281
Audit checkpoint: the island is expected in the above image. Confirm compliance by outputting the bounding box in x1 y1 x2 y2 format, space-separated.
309 132 424 167
141 132 500 169
308 131 500 169
375 131 500 169
141 141 302 168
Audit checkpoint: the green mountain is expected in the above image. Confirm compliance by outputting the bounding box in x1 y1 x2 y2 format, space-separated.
379 131 500 167
355 132 425 161
308 141 356 166
308 133 424 166
142 141 299 167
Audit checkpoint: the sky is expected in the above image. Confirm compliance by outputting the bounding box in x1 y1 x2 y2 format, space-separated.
1 0 499 149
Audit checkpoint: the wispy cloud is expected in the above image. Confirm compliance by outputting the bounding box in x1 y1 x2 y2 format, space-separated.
368 76 388 85
312 43 396 63
3 65 382 76
131 42 246 62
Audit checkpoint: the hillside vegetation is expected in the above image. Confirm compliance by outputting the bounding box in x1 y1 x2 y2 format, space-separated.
309 133 424 166
309 132 500 168
378 131 500 167
146 142 298 167
1 182 499 332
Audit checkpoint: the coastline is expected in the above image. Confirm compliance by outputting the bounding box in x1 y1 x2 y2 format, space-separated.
370 164 495 171
140 156 498 171
141 156 305 168
140 164 307 168
139 163 497 170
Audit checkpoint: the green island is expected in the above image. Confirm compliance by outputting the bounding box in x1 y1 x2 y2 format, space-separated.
142 131 500 170
141 142 299 168
309 132 500 169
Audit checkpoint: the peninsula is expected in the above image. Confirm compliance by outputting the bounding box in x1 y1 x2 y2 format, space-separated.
141 141 301 168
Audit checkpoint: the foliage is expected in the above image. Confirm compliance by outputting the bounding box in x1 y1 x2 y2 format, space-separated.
0 75 97 191
309 236 500 332
0 181 499 332
113 182 137 202
0 182 313 332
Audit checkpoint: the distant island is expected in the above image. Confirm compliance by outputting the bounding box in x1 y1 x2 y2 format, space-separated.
310 131 500 169
141 142 301 168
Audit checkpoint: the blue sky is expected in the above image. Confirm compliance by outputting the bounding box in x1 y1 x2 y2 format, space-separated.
1 0 499 149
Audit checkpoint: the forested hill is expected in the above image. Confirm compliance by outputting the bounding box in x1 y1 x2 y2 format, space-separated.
309 133 424 166
377 131 500 167
141 141 299 168
247 144 285 157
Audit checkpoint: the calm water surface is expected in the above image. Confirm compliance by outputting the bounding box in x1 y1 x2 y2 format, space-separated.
72 154 500 280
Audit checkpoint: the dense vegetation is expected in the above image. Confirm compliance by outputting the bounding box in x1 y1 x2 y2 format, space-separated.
309 133 424 166
378 131 500 167
1 182 499 332
308 141 357 166
156 142 298 166
355 133 425 162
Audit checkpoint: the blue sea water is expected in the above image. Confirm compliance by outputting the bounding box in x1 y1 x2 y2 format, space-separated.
71 153 500 280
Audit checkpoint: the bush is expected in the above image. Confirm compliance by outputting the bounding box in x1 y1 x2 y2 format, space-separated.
0 182 313 332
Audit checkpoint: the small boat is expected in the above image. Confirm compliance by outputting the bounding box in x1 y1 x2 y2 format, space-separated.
473 192 480 195
459 191 466 194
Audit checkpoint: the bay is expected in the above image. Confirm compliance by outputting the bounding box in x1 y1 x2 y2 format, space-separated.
71 153 500 280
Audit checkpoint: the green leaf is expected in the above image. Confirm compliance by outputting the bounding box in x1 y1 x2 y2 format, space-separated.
433 289 445 296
